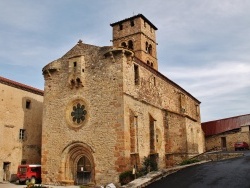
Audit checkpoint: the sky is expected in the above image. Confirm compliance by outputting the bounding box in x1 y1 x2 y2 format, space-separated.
1 0 250 122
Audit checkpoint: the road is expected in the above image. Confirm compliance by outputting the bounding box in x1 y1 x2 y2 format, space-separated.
147 151 250 188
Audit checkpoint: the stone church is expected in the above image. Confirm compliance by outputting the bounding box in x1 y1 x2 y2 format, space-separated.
41 14 205 185
0 14 205 186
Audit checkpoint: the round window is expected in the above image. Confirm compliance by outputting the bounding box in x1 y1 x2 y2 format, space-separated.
66 99 88 129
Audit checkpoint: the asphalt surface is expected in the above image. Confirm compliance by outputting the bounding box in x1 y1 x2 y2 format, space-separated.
2 151 250 188
147 151 250 188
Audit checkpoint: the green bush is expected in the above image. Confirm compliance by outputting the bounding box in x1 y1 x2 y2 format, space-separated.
140 156 158 174
119 170 135 185
180 159 200 165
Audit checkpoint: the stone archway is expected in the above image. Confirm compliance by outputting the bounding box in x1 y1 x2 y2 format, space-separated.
60 142 95 185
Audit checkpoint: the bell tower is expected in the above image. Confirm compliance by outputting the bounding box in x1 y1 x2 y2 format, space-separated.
110 14 158 70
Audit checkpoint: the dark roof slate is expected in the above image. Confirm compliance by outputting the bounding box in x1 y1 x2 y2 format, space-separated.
110 14 158 30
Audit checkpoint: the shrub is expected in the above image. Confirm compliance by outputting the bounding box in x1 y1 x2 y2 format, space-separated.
140 156 158 174
180 159 200 165
119 170 135 185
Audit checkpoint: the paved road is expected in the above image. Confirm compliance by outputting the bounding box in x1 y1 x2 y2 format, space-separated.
147 151 250 188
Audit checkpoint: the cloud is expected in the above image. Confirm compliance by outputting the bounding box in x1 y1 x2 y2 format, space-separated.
162 61 250 121
1 0 250 122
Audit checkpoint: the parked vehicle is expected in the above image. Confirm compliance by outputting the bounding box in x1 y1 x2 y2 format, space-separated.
234 142 249 151
17 164 41 184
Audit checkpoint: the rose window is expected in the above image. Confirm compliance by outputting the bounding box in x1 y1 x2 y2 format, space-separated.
71 103 87 124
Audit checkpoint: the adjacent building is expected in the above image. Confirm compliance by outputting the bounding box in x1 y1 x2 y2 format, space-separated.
0 76 43 182
202 114 250 151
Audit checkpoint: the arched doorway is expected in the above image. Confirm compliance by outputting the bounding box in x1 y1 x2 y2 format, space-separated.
76 156 92 184
61 142 95 185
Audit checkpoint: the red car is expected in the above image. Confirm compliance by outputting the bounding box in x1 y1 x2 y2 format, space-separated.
234 142 249 151
17 164 41 184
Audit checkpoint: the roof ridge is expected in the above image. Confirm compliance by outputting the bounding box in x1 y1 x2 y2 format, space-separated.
0 76 44 96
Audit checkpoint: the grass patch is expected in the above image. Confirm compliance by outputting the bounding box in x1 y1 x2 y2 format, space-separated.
180 159 200 165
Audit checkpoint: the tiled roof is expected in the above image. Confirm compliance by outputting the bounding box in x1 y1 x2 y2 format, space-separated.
0 76 44 96
110 14 158 30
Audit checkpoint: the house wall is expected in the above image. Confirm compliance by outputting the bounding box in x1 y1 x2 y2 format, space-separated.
0 82 43 182
205 128 250 151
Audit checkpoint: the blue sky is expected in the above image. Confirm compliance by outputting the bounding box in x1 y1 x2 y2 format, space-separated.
1 0 250 122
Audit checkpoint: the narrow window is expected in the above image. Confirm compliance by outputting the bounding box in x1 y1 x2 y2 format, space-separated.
73 62 77 67
130 20 134 27
151 62 154 67
135 116 139 153
145 42 148 52
130 112 136 153
119 24 123 30
128 40 133 50
26 100 31 109
19 129 25 140
196 104 200 116
149 116 155 153
134 64 139 85
147 61 150 65
148 44 152 55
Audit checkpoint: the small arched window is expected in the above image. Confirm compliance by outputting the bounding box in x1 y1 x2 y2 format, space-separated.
151 62 153 67
148 44 152 55
119 24 123 30
121 42 127 48
128 40 133 50
147 61 150 65
145 42 148 52
130 20 134 27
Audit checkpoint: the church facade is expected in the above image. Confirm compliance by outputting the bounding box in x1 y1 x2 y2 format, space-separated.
41 14 205 186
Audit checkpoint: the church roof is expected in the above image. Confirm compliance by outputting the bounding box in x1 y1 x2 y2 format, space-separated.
0 76 44 96
110 14 158 30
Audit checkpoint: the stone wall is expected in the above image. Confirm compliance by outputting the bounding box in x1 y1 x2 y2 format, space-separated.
205 129 250 151
42 44 128 185
122 51 205 168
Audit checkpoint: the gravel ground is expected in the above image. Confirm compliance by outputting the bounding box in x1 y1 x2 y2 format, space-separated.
0 182 80 188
